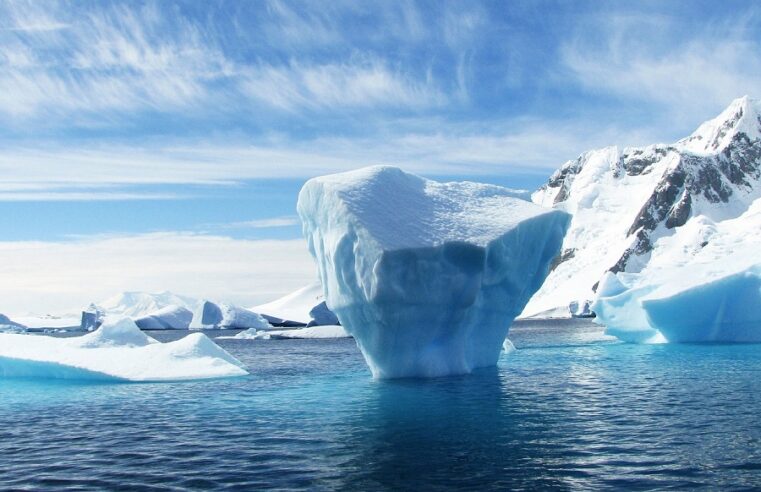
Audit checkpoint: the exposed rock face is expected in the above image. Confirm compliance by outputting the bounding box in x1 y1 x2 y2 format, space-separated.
524 96 761 316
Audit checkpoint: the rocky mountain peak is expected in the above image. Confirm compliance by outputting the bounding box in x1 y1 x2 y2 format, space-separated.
677 96 761 155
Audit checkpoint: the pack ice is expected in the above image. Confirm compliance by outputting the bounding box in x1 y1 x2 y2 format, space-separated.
0 318 248 381
297 166 570 378
594 197 761 343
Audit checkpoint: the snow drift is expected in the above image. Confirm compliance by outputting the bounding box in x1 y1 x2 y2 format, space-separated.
0 318 248 381
297 166 569 378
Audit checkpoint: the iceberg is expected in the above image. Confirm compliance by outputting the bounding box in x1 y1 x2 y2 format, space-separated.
0 318 248 381
189 301 272 330
252 281 338 327
297 166 570 378
133 305 193 330
595 198 761 343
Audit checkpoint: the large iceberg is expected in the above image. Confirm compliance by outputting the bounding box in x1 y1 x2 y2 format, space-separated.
134 305 193 330
595 198 761 343
189 301 272 330
0 318 248 381
297 166 570 378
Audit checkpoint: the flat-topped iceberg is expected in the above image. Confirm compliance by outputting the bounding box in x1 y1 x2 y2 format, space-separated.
297 166 570 378
189 301 271 330
0 318 248 381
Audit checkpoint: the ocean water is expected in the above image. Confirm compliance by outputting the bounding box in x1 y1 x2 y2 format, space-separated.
2 319 761 490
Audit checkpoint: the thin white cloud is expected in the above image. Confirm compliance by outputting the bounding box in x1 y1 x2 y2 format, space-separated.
240 60 446 112
0 232 316 315
561 12 761 123
0 191 181 201
0 117 667 196
222 216 300 229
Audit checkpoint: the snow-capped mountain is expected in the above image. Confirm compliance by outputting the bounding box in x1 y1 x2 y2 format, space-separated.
523 96 761 317
96 291 201 319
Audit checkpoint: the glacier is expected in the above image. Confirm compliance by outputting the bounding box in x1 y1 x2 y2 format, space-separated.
297 166 569 378
189 301 272 330
595 195 761 343
0 318 248 381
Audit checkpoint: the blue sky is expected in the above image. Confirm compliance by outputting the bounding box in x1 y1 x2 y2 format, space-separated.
1 0 760 312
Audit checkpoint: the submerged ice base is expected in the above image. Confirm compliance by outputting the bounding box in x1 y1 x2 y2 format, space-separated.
0 318 248 381
298 166 569 378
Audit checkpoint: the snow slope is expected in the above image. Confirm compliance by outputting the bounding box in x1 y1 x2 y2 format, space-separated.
0 318 248 381
525 96 761 317
251 282 330 326
0 314 26 333
298 166 569 378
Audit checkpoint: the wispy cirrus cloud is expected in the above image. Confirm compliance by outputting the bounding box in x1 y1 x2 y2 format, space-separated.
221 216 300 229
561 10 761 124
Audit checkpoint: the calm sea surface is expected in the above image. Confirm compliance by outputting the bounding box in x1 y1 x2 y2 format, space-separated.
2 319 761 490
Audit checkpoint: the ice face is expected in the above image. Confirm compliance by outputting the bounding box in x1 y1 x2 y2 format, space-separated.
0 318 248 381
297 166 570 378
189 301 271 330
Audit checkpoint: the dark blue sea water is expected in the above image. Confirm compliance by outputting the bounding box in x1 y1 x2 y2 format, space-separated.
2 319 761 490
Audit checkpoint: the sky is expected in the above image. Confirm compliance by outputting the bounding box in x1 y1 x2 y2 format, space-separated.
1 0 760 314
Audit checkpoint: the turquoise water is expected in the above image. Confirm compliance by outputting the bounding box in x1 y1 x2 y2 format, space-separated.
2 320 761 490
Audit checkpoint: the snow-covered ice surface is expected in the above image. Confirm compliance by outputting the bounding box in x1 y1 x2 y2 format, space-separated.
298 166 570 378
190 301 271 330
225 325 349 340
595 196 761 343
251 281 336 326
12 314 81 330
0 318 248 381
134 305 193 330
525 96 761 317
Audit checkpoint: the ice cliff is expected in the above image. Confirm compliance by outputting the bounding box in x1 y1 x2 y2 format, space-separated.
297 166 569 378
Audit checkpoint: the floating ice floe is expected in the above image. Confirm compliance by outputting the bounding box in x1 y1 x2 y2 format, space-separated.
0 318 248 381
225 325 349 340
189 301 271 330
297 166 569 378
